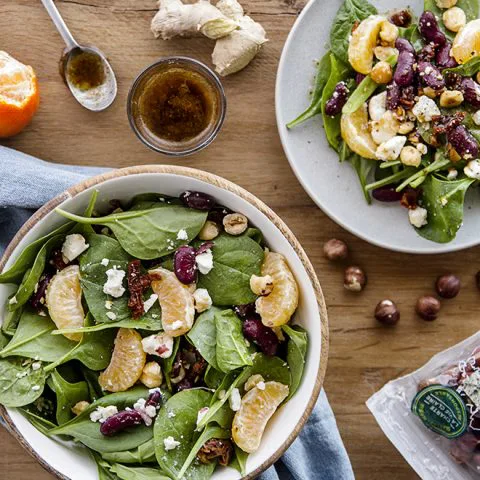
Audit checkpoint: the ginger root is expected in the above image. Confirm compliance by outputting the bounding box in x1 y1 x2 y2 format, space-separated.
151 0 267 76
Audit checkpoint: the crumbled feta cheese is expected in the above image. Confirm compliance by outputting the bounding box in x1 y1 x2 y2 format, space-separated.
133 397 157 426
195 249 214 275
376 136 407 161
229 388 242 412
368 91 387 121
101 258 110 267
31 362 42 371
176 229 188 241
143 294 158 313
473 110 480 126
196 407 210 426
31 385 41 392
256 381 266 391
412 95 441 122
464 159 480 180
106 311 117 321
142 333 174 358
164 436 181 450
167 411 176 418
447 168 458 180
408 207 428 228
103 266 126 298
193 288 212 313
9 296 17 305
370 111 399 145
105 300 113 310
16 371 28 379
61 234 89 262
90 405 118 423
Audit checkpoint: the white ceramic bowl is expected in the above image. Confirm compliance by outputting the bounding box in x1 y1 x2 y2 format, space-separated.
276 0 480 254
0 166 327 480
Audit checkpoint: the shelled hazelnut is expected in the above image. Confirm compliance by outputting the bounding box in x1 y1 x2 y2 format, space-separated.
416 295 441 321
323 239 348 261
435 274 461 299
344 266 367 292
374 300 400 325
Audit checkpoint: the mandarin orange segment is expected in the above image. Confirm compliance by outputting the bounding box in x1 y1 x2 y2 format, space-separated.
232 381 289 453
149 267 195 337
45 265 84 342
348 15 386 74
0 51 39 138
99 328 146 392
451 19 480 64
341 104 378 160
255 251 299 328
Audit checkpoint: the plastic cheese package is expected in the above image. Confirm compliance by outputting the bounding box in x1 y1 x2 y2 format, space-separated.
367 331 480 480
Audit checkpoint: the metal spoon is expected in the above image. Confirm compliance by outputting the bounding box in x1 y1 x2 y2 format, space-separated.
40 0 117 111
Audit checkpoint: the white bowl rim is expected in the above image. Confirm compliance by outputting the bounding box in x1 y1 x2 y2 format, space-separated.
0 164 328 480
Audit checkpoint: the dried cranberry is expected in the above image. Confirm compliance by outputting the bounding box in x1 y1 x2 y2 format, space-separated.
50 250 69 271
400 188 421 209
180 191 215 211
243 318 278 356
30 272 54 310
100 410 143 436
196 241 214 255
233 303 259 320
174 246 197 284
372 186 403 202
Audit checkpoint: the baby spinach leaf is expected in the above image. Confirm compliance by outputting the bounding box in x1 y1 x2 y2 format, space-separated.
9 235 64 312
287 52 332 128
0 331 9 349
20 408 57 435
230 445 249 476
70 190 99 236
177 425 230 479
94 457 119 480
330 0 377 64
187 307 222 370
244 227 264 245
110 464 171 480
101 439 156 464
0 308 77 362
161 337 180 392
81 366 104 402
79 234 161 326
48 369 89 425
349 154 377 204
49 387 155 453
282 325 308 401
154 389 215 479
417 175 476 243
0 222 72 285
321 54 351 152
2 306 24 336
215 310 253 373
197 233 264 306
54 317 162 336
445 56 480 76
56 204 208 260
44 316 115 373
204 365 226 390
0 357 47 407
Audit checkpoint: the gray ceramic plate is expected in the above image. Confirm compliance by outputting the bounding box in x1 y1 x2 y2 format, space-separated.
276 0 480 254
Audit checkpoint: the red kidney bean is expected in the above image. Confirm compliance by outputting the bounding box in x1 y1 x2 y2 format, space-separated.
355 73 366 84
386 82 401 110
418 61 445 90
145 389 163 408
400 188 421 209
372 186 403 202
233 303 260 320
460 77 480 108
174 246 197 284
30 272 54 310
419 11 446 46
389 9 412 27
394 51 416 87
325 82 349 116
448 125 479 159
100 410 143 436
436 42 458 69
243 318 278 356
395 38 416 55
196 241 214 255
180 191 216 210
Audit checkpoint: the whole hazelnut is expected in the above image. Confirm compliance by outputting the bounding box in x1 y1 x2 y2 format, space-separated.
416 295 441 321
435 274 460 299
323 239 348 261
223 213 248 235
374 299 400 325
344 266 367 292
476 271 480 291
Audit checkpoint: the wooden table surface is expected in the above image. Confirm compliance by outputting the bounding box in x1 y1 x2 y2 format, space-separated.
1 1 479 479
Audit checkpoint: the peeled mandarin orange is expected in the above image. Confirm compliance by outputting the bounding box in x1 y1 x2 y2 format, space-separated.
341 104 378 160
149 267 195 337
255 251 299 328
451 19 480 64
45 265 84 342
0 51 39 138
99 328 146 392
232 381 289 453
348 15 386 74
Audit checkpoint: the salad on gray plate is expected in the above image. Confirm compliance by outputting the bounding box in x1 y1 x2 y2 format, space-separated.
0 189 306 480
288 0 480 243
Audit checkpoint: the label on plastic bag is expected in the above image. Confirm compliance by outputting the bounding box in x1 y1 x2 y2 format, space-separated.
411 385 468 439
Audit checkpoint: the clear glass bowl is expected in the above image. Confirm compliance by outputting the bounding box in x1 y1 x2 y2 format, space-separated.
127 57 227 157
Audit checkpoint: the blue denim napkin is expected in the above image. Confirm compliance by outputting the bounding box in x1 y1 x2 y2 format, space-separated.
0 146 354 480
